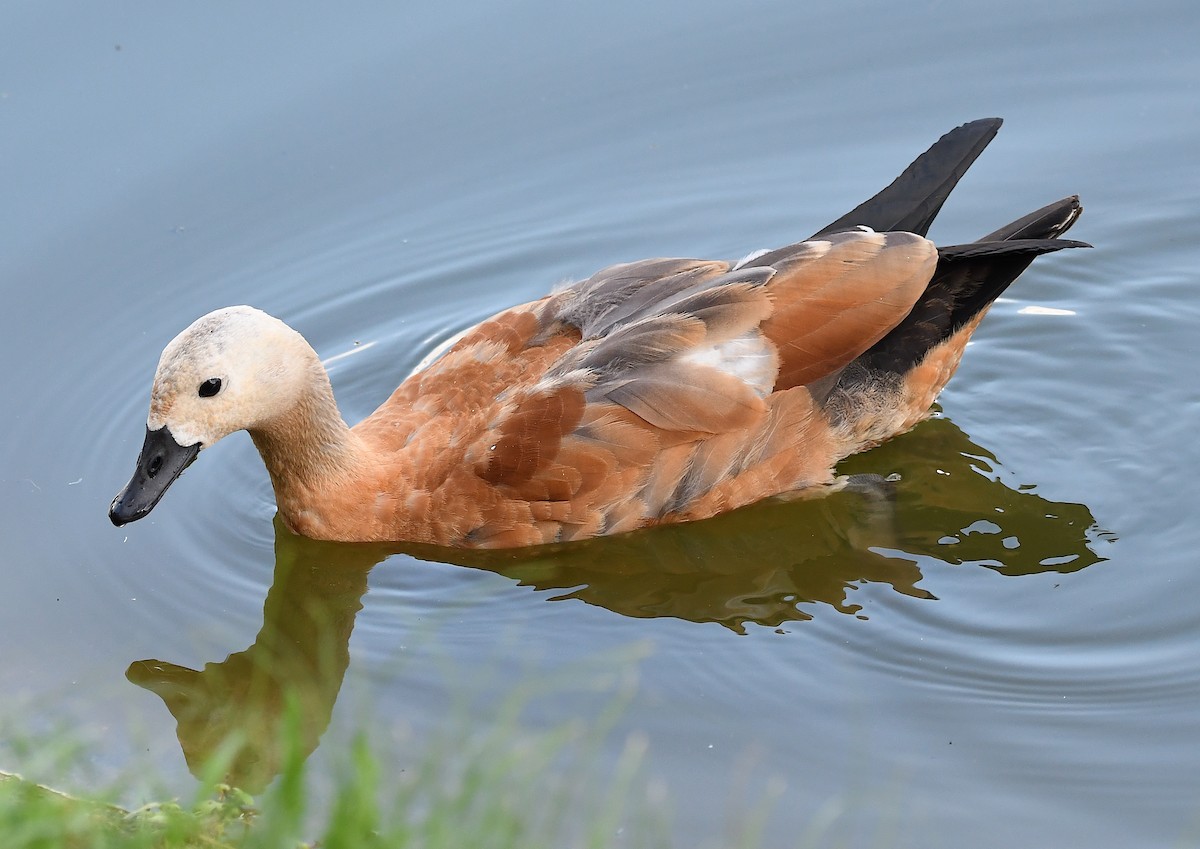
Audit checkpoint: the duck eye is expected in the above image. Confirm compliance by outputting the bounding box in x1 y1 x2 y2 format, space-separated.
198 378 223 398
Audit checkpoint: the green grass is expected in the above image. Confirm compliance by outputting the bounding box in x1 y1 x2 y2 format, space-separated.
0 770 250 849
0 696 676 849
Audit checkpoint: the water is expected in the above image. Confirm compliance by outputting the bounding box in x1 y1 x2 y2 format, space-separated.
3 1 1199 846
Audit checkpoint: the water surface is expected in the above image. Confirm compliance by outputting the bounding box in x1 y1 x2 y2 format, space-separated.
3 1 1199 847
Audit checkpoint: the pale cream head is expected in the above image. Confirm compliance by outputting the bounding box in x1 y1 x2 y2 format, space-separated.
147 306 318 448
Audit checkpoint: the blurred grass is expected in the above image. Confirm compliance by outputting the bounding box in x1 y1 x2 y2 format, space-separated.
0 693 676 849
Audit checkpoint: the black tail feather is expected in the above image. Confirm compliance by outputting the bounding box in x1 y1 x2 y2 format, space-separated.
977 195 1083 242
856 237 1089 377
809 121 1088 402
811 118 1003 239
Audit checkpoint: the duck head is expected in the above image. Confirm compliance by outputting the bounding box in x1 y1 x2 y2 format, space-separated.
109 306 317 526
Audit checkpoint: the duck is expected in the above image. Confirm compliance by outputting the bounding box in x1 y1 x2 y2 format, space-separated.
110 118 1088 548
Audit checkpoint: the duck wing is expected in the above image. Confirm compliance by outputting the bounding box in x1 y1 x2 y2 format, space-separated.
458 231 939 541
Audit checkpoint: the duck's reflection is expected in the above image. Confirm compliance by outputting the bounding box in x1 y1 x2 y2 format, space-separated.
128 415 1110 789
443 414 1110 631
126 534 385 792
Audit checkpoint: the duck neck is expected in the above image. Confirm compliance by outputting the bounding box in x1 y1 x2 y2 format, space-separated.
248 359 360 518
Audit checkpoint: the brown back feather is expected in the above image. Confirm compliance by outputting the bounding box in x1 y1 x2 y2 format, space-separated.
752 230 937 389
474 385 586 487
462 230 935 529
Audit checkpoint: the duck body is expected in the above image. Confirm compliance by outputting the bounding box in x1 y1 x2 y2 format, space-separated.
110 118 1087 548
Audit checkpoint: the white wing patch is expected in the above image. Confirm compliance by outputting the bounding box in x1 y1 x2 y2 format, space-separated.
733 248 772 270
679 331 778 398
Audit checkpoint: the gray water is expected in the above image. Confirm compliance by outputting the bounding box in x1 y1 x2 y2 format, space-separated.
3 1 1199 847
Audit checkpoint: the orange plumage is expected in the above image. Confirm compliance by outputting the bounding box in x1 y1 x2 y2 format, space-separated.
110 119 1087 547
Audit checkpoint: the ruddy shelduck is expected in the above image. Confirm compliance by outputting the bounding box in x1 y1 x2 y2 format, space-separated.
111 118 1087 548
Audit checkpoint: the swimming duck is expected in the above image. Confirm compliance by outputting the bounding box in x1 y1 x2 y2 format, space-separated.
110 118 1087 548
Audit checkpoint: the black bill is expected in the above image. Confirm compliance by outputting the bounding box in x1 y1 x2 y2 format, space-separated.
109 425 201 526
